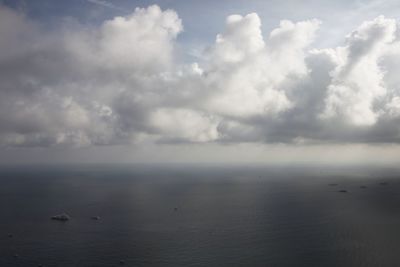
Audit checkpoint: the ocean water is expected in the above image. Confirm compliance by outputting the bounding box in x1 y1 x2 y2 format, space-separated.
1 164 400 267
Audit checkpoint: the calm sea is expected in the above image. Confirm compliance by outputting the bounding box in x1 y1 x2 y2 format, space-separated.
1 164 400 266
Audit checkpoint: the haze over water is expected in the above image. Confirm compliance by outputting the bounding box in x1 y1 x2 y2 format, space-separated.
1 165 400 267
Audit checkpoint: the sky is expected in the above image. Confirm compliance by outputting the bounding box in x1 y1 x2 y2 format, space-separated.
1 0 400 164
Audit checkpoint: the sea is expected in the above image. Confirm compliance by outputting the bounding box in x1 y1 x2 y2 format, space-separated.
1 164 400 267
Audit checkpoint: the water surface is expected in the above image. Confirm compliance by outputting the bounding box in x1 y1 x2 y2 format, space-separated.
1 165 400 266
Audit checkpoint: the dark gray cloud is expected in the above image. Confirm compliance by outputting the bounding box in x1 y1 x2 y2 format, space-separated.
1 5 400 148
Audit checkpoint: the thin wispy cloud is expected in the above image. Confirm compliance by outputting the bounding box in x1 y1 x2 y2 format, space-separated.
87 0 124 11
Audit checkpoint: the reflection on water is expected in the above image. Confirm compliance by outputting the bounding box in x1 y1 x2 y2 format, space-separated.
0 165 400 267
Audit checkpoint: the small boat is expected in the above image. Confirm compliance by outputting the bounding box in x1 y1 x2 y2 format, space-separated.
51 213 70 221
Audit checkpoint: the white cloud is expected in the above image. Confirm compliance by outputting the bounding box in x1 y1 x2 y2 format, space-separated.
322 16 396 126
1 5 400 147
87 0 124 11
212 13 265 63
149 108 220 142
203 15 320 119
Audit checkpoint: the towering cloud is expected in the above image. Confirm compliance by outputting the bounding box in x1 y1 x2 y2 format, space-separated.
1 4 400 147
322 16 396 126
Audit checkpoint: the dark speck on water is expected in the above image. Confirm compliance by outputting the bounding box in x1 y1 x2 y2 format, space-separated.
1 165 400 267
51 213 70 222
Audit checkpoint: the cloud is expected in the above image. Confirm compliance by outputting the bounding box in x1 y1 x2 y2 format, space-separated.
1 4 400 147
203 16 320 119
322 16 396 126
149 108 220 143
87 0 124 11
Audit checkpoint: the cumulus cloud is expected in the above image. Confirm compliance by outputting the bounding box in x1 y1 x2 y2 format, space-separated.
1 4 400 147
322 16 396 126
